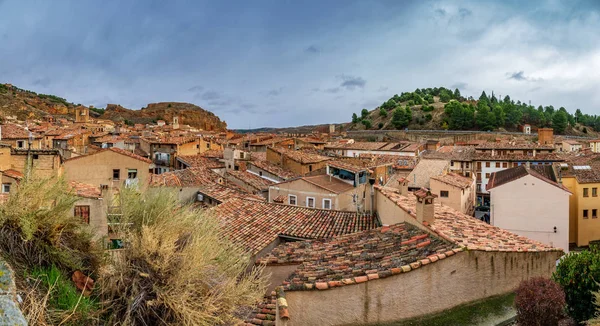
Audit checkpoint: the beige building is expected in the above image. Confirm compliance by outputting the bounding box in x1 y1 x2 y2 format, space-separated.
561 139 582 152
430 172 476 214
69 181 107 240
0 124 43 149
63 147 152 190
266 147 330 176
487 165 571 251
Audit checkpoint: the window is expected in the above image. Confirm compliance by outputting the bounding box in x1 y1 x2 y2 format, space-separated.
17 140 25 148
440 191 449 198
465 162 470 168
196 144 200 149
309 165 313 172
477 162 481 170
594 209 598 219
112 169 120 180
465 171 471 177
1 183 10 193
259 171 263 176
485 162 490 168
584 188 589 197
306 197 315 208
74 206 90 224
450 162 454 167
33 154 39 159
485 173 490 178
513 162 518 167
323 199 332 209
288 195 297 206
502 162 508 168
584 209 589 219
593 188 598 197
127 169 138 179
495 162 500 168
206 143 210 148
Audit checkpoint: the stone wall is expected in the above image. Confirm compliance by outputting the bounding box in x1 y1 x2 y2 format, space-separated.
0 259 27 325
281 249 561 326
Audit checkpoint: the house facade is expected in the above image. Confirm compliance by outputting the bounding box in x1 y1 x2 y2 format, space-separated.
487 166 571 251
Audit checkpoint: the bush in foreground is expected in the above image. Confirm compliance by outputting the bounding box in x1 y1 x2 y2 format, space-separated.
100 188 267 325
515 277 565 326
553 247 600 323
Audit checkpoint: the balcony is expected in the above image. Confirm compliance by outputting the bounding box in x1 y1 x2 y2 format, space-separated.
153 158 170 166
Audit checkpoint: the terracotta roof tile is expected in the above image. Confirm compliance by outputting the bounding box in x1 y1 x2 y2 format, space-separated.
2 169 23 180
268 147 330 164
177 155 225 169
226 170 274 191
212 198 379 255
247 160 300 180
64 147 152 164
149 167 223 187
487 165 570 192
431 173 473 189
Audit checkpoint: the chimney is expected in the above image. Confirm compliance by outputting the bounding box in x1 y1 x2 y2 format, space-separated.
398 177 409 195
414 188 437 225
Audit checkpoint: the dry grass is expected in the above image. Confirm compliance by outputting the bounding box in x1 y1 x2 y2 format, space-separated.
100 188 267 326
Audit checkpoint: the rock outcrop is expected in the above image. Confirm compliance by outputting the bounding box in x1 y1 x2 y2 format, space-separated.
0 259 27 325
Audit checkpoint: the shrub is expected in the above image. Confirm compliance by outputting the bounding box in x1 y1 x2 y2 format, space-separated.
100 188 266 325
378 122 384 129
362 119 372 129
515 277 565 326
553 247 600 323
426 113 433 121
379 108 388 117
584 127 588 133
422 105 434 112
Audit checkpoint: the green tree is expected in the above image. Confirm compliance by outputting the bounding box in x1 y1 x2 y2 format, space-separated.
552 110 568 134
361 108 369 120
553 247 600 323
492 105 505 127
439 90 452 102
476 104 496 130
362 119 372 129
379 108 388 117
453 88 461 99
352 113 358 123
392 107 410 129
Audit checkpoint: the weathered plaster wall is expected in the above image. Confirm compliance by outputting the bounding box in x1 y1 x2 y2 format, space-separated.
283 250 560 326
0 259 27 325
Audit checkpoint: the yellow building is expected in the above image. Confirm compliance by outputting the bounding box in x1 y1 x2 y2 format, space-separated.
560 162 600 247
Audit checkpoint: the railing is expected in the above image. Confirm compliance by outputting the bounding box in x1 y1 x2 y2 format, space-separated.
153 158 170 166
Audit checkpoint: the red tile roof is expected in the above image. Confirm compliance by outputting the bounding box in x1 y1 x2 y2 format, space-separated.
226 170 274 191
149 167 223 187
212 198 379 255
268 147 331 164
177 155 225 169
487 165 571 192
64 147 152 164
431 173 474 189
247 160 300 180
0 124 40 139
197 183 264 203
2 169 23 180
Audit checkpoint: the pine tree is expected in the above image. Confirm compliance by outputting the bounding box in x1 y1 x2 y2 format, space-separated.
552 111 568 134
352 113 358 123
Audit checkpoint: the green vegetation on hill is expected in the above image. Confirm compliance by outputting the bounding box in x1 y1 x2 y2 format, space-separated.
350 86 600 135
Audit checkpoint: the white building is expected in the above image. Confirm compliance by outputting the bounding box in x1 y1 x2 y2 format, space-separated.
487 165 571 252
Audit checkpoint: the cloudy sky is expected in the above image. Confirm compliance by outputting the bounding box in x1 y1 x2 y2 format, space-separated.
1 0 599 129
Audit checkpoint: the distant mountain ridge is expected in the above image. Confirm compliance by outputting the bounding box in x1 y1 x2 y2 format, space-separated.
0 83 227 131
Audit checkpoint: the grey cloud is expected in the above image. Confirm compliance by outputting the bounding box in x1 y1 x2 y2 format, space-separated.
458 8 472 19
451 82 468 90
202 91 222 100
339 75 366 90
305 45 320 53
507 71 542 82
32 77 51 87
434 8 446 16
325 87 341 93
187 85 204 92
264 87 284 96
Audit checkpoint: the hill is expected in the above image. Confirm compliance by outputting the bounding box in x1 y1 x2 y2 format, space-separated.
345 87 600 136
103 102 227 131
0 83 227 131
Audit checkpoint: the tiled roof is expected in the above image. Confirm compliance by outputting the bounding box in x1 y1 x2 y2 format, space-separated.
251 137 292 146
247 160 300 180
301 175 355 194
200 149 224 159
149 167 222 187
68 181 102 199
475 142 554 150
64 147 152 164
375 186 561 252
1 124 41 139
93 135 124 143
487 165 570 192
327 160 368 173
473 152 564 162
250 152 266 162
406 159 449 189
177 155 225 169
268 147 331 164
2 169 23 180
423 146 476 161
211 198 379 255
197 183 264 203
244 223 459 325
226 170 274 191
257 223 457 290
145 136 197 145
431 173 473 189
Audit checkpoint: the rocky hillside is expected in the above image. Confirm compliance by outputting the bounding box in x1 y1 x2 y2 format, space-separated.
0 83 227 131
103 102 227 131
0 83 88 120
